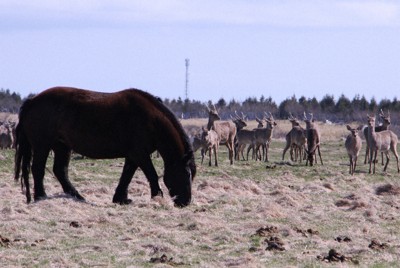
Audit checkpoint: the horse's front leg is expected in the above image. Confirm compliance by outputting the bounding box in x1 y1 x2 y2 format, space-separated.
139 156 163 198
113 159 138 205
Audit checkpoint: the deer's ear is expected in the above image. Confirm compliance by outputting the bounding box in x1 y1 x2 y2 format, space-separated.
346 125 351 131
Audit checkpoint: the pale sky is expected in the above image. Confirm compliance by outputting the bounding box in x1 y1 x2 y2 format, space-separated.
1 0 399 104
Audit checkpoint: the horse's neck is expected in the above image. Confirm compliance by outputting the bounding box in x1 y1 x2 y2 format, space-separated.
156 131 187 166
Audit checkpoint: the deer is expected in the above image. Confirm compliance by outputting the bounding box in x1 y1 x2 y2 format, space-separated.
244 115 265 160
236 128 256 161
345 125 363 175
231 111 251 160
201 127 220 166
191 133 208 165
250 112 277 162
0 123 13 149
363 109 391 165
231 112 249 160
366 115 399 174
282 114 307 163
207 105 237 165
304 112 323 166
255 116 265 128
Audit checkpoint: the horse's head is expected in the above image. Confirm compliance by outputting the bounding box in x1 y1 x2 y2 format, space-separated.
164 151 196 207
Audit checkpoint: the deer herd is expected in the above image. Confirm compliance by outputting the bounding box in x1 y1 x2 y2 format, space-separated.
0 107 399 175
190 106 399 175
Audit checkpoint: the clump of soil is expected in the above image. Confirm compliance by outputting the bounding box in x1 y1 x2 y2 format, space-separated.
317 249 352 263
335 236 352 243
149 254 185 266
0 235 11 247
376 184 400 195
294 227 319 237
253 226 278 237
265 236 285 251
69 221 81 228
369 239 389 250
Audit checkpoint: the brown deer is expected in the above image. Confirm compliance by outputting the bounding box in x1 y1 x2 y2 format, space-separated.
364 109 391 165
367 115 399 174
236 128 255 161
250 112 277 162
231 111 254 160
201 127 219 166
191 134 208 165
255 116 265 128
282 114 306 163
304 112 323 166
207 105 237 165
345 125 363 175
231 112 250 161
245 115 265 160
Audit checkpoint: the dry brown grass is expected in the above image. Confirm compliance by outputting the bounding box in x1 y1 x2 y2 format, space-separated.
1 120 400 267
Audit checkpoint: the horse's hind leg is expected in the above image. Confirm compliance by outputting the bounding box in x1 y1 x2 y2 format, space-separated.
113 159 138 204
31 149 50 201
53 143 84 200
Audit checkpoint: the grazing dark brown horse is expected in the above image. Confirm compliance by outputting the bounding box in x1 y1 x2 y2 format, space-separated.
14 87 196 207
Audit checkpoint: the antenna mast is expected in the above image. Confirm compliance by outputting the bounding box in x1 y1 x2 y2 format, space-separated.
185 58 190 100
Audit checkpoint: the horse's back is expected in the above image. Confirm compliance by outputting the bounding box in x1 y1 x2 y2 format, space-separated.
18 87 160 158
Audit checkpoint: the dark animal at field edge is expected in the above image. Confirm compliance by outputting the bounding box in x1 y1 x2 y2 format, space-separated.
304 113 323 166
14 86 196 207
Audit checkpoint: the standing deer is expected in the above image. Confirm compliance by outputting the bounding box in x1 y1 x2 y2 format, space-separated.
201 127 219 166
345 125 362 175
255 116 265 128
367 115 399 174
231 113 249 160
0 124 13 149
250 112 277 162
191 134 208 165
282 114 306 163
231 111 251 160
363 109 391 165
304 112 323 166
207 105 237 165
245 115 265 160
236 128 255 161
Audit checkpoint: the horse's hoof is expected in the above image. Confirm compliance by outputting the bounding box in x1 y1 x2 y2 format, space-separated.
34 194 47 202
73 193 85 201
112 196 132 205
151 190 164 198
119 199 132 205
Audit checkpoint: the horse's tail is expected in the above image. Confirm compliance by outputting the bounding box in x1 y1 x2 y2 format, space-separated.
14 99 33 203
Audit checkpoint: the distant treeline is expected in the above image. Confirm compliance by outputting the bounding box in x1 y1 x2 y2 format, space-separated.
1 88 399 124
165 94 400 124
0 88 23 113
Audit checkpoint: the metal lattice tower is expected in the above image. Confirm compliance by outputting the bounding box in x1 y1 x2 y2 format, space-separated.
185 58 190 100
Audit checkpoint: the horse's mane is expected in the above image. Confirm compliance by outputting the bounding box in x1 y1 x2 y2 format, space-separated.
130 89 194 156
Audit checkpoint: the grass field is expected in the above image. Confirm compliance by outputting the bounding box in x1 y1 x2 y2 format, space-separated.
1 120 400 267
